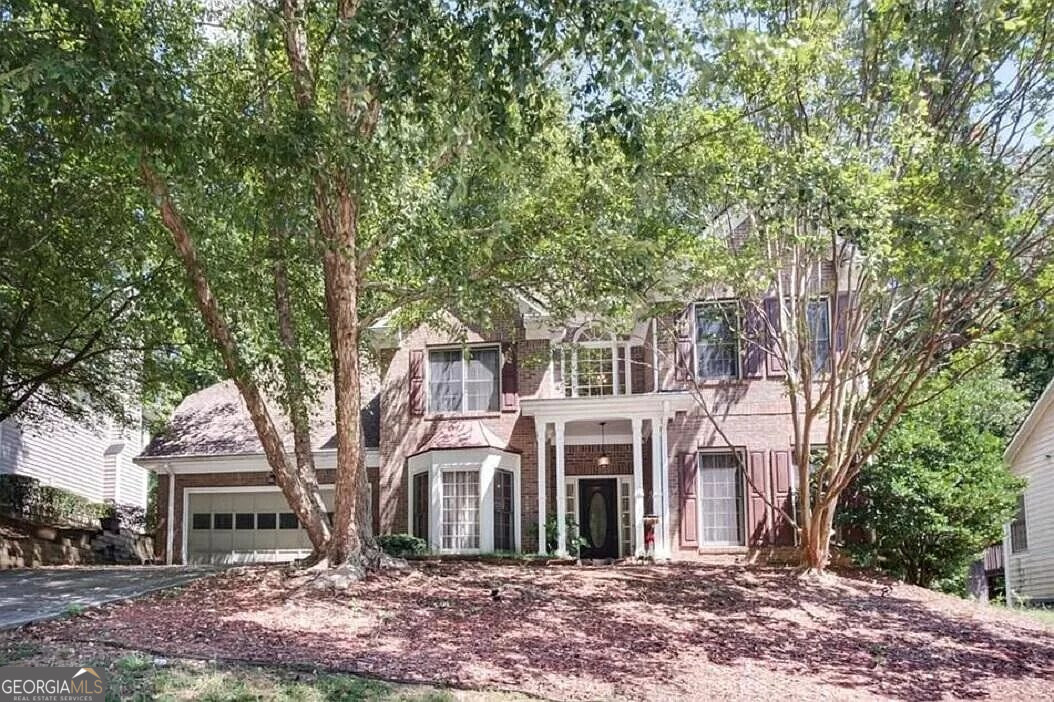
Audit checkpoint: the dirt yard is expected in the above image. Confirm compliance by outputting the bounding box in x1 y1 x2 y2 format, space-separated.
11 562 1054 700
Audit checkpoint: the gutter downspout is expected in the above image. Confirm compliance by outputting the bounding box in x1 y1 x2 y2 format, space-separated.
165 464 175 565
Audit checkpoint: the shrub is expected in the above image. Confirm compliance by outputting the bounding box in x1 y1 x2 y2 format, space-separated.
838 365 1027 588
0 474 108 527
376 533 427 557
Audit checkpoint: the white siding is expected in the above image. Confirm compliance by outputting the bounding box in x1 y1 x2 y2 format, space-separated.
0 408 146 507
1007 398 1054 603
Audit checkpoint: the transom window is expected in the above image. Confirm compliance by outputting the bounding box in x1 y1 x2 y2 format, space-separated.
428 346 500 413
441 470 480 550
695 302 739 379
698 452 744 546
806 299 831 370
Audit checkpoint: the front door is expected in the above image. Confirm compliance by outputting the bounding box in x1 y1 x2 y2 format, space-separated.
578 479 619 558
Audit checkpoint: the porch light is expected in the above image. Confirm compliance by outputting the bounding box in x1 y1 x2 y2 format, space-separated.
597 422 610 468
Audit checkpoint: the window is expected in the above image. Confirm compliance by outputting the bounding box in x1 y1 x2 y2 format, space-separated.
235 513 255 530
212 513 233 530
278 512 299 529
695 302 739 379
256 513 277 530
1010 495 1028 553
807 299 831 370
412 471 429 540
562 326 616 397
191 513 210 530
428 347 500 413
441 470 480 550
494 469 514 551
698 452 744 546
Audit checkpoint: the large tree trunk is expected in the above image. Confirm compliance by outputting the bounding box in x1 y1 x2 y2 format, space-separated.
140 161 332 553
321 184 373 565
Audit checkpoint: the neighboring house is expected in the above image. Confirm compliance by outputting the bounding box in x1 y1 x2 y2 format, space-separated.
1002 377 1054 605
140 290 840 565
0 408 148 508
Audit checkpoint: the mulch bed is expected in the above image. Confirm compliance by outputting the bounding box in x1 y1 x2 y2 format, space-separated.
14 562 1054 700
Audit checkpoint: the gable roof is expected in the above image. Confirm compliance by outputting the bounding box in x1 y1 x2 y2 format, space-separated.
140 376 380 459
1005 376 1054 463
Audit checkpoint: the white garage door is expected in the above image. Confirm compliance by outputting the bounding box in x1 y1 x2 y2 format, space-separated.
186 488 334 564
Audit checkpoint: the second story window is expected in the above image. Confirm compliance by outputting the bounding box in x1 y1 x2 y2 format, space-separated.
806 299 831 370
695 302 739 379
563 325 617 397
428 346 500 413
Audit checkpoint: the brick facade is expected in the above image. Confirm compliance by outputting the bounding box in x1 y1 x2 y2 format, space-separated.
153 303 818 564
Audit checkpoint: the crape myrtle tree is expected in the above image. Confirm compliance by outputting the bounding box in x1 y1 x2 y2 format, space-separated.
640 0 1054 572
837 361 1027 588
5 0 677 573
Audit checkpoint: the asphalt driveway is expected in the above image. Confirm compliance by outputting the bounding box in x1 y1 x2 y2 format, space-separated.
0 565 221 630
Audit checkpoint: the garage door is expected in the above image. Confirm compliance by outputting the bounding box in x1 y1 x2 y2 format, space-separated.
186 489 334 564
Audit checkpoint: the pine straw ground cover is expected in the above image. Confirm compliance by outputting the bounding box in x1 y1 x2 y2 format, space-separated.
10 562 1054 701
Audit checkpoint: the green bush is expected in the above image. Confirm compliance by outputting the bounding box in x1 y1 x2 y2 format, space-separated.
0 474 108 527
376 533 428 557
837 365 1027 588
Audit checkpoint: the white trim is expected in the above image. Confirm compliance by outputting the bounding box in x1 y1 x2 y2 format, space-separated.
536 420 548 555
555 421 567 556
1006 377 1054 463
650 415 663 557
406 447 521 554
424 343 502 415
695 448 748 548
520 392 694 422
181 484 337 565
565 473 634 557
631 417 645 557
136 448 380 473
693 300 742 381
165 468 175 565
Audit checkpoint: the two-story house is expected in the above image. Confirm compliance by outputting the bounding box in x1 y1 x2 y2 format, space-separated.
139 295 831 564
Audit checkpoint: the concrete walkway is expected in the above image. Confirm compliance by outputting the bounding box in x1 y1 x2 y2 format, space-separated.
0 565 220 630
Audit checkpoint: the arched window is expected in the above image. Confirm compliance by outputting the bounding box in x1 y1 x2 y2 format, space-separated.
561 325 618 397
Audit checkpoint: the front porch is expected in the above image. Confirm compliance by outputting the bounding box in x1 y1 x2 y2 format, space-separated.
523 394 680 559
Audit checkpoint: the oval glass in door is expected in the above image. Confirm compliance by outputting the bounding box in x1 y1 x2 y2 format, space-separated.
588 490 608 548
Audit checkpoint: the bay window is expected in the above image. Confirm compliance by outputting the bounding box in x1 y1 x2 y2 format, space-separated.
408 449 521 554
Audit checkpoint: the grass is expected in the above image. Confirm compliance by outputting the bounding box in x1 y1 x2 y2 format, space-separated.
0 641 520 702
64 603 86 617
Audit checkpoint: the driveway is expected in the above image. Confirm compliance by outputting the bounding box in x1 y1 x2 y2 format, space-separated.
0 565 221 630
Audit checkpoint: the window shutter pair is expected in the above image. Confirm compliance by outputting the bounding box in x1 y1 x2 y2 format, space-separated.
407 345 518 415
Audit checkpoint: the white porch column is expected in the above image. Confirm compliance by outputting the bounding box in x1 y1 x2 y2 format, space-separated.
650 416 665 557
632 417 645 557
536 420 548 555
555 421 568 556
660 412 672 558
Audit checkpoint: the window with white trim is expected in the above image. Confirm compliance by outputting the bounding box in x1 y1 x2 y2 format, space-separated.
428 346 500 413
561 325 617 397
1010 494 1028 553
695 302 739 379
441 470 480 550
698 452 744 546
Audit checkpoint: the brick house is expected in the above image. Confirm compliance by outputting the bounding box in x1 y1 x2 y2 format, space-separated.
139 296 832 564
